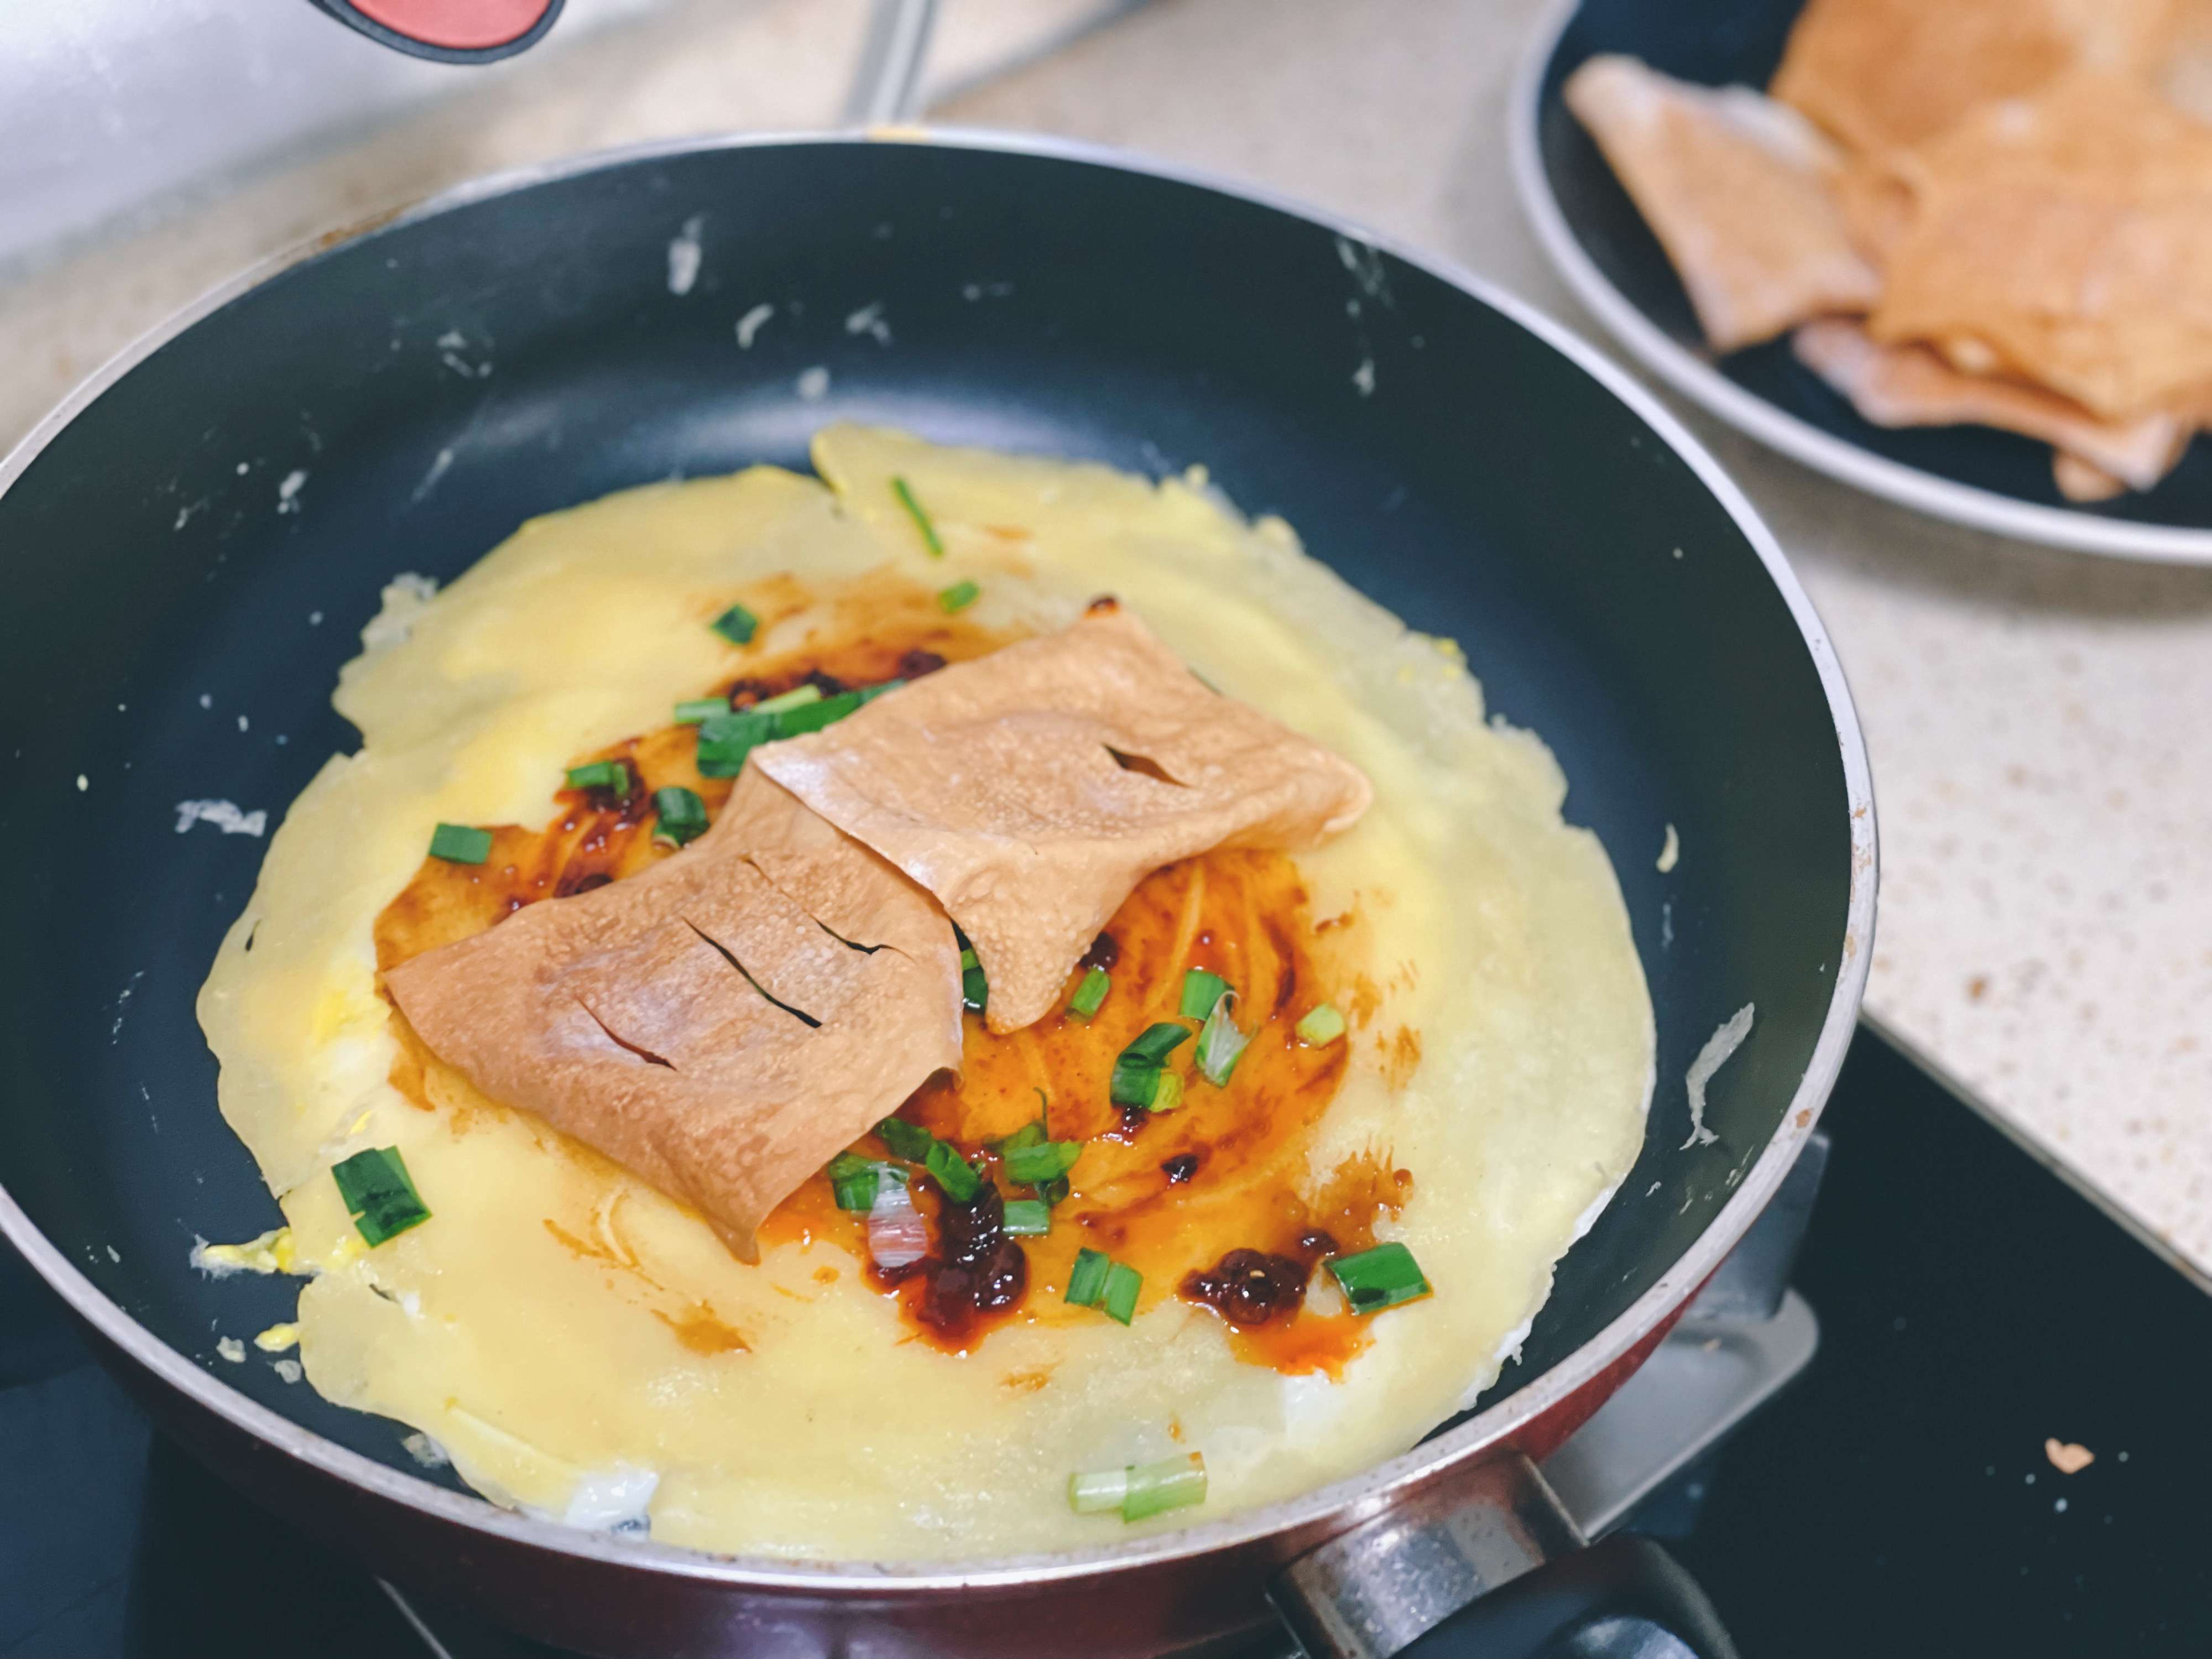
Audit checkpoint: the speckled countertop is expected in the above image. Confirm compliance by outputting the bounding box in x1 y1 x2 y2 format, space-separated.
8 0 2209 1278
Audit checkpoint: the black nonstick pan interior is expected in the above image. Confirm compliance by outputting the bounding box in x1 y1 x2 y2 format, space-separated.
0 134 1857 1496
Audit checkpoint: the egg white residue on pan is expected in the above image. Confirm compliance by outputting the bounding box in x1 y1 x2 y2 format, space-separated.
1683 1004 1756 1150
175 800 267 837
734 304 774 348
666 214 704 297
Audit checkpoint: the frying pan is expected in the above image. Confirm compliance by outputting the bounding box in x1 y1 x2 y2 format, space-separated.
0 131 1874 1658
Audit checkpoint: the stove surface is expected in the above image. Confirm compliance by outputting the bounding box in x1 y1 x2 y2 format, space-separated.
4 1026 2207 1657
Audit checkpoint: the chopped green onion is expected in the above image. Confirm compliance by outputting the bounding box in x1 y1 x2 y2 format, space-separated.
937 580 979 614
1003 1138 1082 1187
993 1119 1046 1155
564 759 634 800
1062 1249 1146 1324
427 823 492 865
711 604 758 646
1178 969 1231 1020
826 1152 904 1212
1107 1060 1150 1108
1002 1199 1051 1236
1068 1468 1129 1514
891 475 945 557
1109 1055 1160 1109
1110 1022 1192 1109
1121 1023 1193 1066
857 677 905 705
695 708 777 778
959 947 989 1014
827 1153 875 1211
1068 966 1111 1021
1296 1003 1347 1046
1327 1241 1432 1314
1021 1096 1071 1206
330 1147 430 1247
769 688 865 736
1148 1071 1185 1113
652 786 708 848
673 697 728 725
694 686 875 778
1120 1453 1207 1521
924 1139 982 1203
875 1116 936 1164
1065 1247 1112 1307
1100 1261 1142 1326
752 684 822 714
1067 1454 1209 1521
1194 992 1250 1088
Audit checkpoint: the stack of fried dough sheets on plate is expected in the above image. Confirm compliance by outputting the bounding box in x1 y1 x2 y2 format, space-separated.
384 603 1371 1260
1566 0 2212 500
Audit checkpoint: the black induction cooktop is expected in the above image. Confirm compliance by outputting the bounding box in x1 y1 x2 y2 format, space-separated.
5 1024 2208 1657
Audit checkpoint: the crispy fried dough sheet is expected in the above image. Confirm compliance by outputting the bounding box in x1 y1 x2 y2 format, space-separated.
1771 0 2180 154
1865 72 2212 422
1831 154 1918 270
2165 3 2212 122
1794 319 2192 491
2052 452 2130 502
383 772 961 1260
1564 56 1879 352
753 603 1372 1034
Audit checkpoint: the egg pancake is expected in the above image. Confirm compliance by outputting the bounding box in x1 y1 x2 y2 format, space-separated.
196 426 1653 1560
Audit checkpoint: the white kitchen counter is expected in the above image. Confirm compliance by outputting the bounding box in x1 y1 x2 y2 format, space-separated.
7 0 2209 1278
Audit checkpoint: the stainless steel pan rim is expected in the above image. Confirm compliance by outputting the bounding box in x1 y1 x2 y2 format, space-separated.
0 124 1878 1596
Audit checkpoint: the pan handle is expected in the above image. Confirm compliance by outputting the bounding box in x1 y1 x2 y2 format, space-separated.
843 0 941 126
1269 1452 1738 1659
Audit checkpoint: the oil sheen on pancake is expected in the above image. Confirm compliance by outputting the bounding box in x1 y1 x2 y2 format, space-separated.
196 425 1654 1561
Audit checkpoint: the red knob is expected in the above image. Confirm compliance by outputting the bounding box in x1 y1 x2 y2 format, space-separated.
306 0 564 62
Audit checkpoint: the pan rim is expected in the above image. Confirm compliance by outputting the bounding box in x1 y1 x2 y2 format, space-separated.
1508 0 2212 566
0 124 1877 1593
